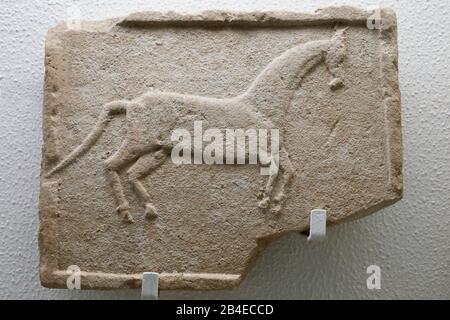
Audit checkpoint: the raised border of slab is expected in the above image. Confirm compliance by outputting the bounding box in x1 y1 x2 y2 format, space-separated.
39 6 402 290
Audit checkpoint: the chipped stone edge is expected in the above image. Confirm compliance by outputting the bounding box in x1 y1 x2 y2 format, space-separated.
39 6 403 290
381 8 403 203
45 6 399 32
328 7 403 225
44 271 241 290
114 6 396 29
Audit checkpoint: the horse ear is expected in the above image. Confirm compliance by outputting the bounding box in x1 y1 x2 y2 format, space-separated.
326 27 348 90
331 27 348 50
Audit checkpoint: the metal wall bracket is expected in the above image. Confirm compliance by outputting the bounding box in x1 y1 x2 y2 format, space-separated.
141 272 159 300
307 209 327 241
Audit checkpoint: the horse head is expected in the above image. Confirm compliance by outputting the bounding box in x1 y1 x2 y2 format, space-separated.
325 27 348 90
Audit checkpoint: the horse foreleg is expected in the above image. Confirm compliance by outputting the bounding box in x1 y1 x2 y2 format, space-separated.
271 148 294 213
258 151 279 210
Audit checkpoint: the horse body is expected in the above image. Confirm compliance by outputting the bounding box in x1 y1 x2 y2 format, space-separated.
127 92 267 149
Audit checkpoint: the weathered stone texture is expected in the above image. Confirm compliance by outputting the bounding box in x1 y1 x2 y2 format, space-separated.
39 7 402 290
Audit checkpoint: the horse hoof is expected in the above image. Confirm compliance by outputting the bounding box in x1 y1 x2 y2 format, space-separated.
116 203 130 213
122 211 134 224
258 197 270 209
270 204 282 214
273 194 286 203
145 203 158 220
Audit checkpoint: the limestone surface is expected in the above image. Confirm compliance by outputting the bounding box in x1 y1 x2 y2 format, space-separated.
39 7 402 290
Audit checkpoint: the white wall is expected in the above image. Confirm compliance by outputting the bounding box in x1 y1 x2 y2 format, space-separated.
0 0 448 300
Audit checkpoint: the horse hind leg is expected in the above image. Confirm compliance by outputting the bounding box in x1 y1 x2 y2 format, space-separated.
126 149 167 220
104 145 137 223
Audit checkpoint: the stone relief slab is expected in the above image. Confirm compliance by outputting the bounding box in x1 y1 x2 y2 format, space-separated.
39 6 403 290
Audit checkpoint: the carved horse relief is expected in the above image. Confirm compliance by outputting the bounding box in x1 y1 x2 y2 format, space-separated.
46 28 348 223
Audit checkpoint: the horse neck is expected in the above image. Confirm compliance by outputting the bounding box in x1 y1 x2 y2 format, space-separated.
239 40 330 116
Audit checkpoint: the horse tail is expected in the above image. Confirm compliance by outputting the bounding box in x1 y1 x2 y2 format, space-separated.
45 100 129 178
